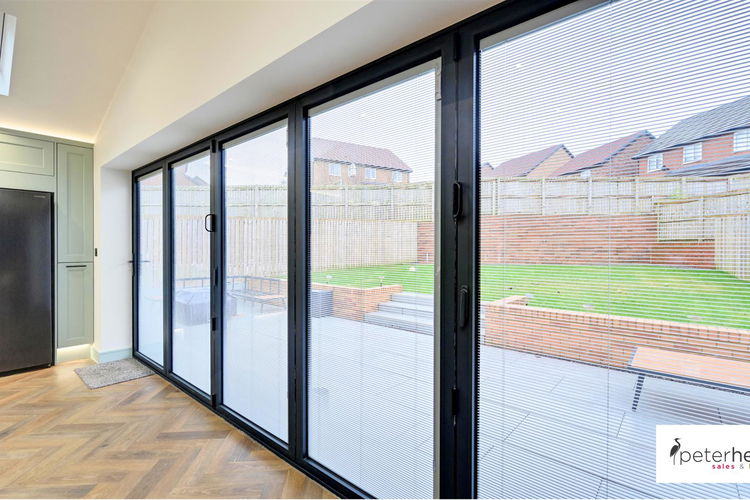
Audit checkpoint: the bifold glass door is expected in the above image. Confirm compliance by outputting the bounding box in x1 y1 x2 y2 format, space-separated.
222 122 289 442
132 1 750 497
135 170 164 365
307 61 439 498
171 151 212 394
475 1 750 498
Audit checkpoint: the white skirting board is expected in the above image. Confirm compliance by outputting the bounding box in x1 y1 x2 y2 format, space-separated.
90 346 132 363
55 344 131 364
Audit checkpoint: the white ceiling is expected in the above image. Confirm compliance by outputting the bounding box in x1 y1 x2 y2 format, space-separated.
0 0 154 142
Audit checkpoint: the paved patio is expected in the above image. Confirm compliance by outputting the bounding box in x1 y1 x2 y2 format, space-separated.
150 296 750 498
307 313 750 499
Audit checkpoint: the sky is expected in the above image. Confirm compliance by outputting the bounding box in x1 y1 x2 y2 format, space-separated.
481 0 750 165
185 0 750 184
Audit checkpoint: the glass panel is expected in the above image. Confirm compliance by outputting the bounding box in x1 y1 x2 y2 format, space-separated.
478 1 750 498
136 170 164 365
172 151 212 393
307 62 438 498
223 122 289 441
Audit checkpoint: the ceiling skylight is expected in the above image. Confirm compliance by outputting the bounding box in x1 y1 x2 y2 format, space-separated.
0 12 17 96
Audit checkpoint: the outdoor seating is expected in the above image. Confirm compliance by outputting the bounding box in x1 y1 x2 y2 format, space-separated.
629 346 750 410
227 276 287 312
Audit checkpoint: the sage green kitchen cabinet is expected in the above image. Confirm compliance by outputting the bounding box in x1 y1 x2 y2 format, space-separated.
57 144 94 262
57 263 94 348
0 132 54 176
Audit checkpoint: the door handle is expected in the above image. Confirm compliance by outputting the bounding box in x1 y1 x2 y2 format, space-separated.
458 286 470 328
204 214 216 232
452 182 463 220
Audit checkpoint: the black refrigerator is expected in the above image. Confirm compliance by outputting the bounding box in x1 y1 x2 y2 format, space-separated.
0 188 54 374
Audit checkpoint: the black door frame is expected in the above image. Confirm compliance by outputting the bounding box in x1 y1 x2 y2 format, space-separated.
213 104 292 457
130 0 579 497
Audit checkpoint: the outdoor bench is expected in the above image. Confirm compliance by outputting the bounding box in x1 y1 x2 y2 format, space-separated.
629 346 750 411
227 276 286 312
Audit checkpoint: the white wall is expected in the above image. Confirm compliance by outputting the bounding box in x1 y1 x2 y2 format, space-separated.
95 0 369 170
93 166 132 359
94 0 499 171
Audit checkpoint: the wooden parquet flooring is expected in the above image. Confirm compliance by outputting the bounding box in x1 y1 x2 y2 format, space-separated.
0 361 336 499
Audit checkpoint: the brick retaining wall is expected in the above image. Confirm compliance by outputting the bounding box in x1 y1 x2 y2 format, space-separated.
483 296 750 368
417 214 715 268
311 283 402 322
242 279 401 322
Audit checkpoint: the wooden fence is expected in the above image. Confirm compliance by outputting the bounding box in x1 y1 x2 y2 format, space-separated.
480 174 750 216
140 214 418 279
138 173 750 280
142 174 750 219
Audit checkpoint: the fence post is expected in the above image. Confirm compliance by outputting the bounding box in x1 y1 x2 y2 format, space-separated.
390 185 396 220
633 178 639 213
345 185 349 219
254 185 259 217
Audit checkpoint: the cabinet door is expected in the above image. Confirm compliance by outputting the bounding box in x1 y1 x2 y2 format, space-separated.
57 263 94 347
0 133 54 176
57 144 94 262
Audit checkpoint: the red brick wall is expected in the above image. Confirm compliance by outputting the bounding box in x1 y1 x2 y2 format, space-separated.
484 296 750 368
246 279 401 321
312 283 402 321
417 214 715 268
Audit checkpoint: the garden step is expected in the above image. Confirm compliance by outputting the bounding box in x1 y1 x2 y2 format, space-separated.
390 292 434 307
364 311 434 335
378 301 433 319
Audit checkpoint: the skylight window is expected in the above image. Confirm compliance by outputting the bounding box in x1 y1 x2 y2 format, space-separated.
0 13 17 96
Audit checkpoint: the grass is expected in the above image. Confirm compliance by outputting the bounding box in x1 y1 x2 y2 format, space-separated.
310 263 750 330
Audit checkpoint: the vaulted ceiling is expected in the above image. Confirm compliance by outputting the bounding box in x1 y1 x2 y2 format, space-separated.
0 0 154 142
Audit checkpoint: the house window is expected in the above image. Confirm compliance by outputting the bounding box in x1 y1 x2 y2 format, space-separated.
683 142 702 163
734 128 750 152
348 163 357 176
365 167 376 179
647 153 663 172
328 162 341 176
392 171 403 182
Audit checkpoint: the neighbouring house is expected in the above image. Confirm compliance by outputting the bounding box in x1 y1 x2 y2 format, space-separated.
311 137 412 185
142 168 207 186
634 95 750 176
552 131 654 178
481 144 572 178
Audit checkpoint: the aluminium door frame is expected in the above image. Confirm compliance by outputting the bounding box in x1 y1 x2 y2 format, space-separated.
295 32 459 498
132 160 167 374
213 103 293 459
453 0 591 497
163 139 215 406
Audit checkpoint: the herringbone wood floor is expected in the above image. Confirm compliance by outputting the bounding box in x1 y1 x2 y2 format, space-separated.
0 360 336 499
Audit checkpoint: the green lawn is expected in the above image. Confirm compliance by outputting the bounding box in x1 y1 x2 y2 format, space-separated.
311 263 750 330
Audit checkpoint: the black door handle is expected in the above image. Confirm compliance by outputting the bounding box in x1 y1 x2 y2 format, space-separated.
458 286 470 328
204 214 216 232
452 182 463 220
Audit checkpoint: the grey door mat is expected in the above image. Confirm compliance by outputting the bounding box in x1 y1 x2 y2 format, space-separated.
74 358 154 389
